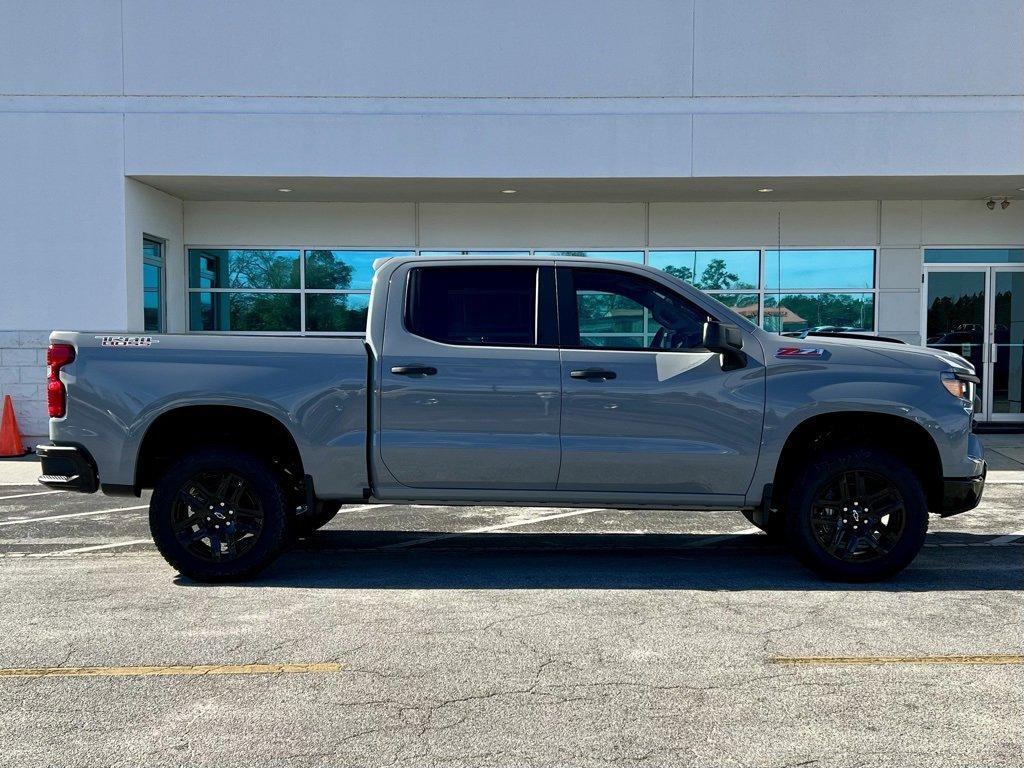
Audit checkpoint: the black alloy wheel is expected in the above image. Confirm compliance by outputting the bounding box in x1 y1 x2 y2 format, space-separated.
172 470 266 562
808 469 907 563
784 446 928 581
150 447 289 582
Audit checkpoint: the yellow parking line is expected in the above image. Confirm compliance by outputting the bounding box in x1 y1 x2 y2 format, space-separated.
0 662 344 679
772 655 1023 666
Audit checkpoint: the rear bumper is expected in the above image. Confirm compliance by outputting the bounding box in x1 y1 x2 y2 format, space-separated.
939 463 986 517
36 443 98 493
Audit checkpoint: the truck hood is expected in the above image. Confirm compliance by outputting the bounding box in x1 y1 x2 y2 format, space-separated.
761 334 975 374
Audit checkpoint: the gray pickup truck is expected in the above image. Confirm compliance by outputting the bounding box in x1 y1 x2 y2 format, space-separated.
38 255 986 582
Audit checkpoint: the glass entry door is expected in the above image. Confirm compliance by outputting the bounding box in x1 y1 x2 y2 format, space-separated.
991 268 1024 420
925 266 1024 422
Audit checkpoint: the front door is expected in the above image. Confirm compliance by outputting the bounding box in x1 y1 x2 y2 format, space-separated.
554 265 765 500
991 268 1024 421
924 266 1024 422
377 262 562 490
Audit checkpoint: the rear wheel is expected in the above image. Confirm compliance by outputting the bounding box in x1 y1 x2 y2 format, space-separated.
149 447 288 582
784 446 928 581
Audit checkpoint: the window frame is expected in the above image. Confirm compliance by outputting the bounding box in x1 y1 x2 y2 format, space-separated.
556 265 716 353
402 264 556 349
143 236 166 333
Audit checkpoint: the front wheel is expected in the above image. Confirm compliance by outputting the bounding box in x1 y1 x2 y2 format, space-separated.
784 447 929 581
149 448 289 582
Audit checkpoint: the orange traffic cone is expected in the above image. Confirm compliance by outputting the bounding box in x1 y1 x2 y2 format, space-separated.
0 394 27 457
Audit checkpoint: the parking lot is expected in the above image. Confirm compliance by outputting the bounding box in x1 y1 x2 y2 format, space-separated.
1 442 1022 767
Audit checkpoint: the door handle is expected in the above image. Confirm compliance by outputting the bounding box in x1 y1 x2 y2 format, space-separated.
390 365 438 376
569 368 617 380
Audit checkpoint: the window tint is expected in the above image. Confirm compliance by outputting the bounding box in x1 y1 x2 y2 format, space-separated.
563 269 709 351
406 266 537 346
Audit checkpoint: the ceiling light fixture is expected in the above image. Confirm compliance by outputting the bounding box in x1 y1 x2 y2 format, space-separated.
501 189 517 194
1017 187 1024 192
756 187 774 193
1002 199 1011 210
277 188 293 193
987 199 996 210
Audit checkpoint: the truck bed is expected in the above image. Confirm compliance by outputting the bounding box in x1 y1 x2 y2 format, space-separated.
49 332 370 498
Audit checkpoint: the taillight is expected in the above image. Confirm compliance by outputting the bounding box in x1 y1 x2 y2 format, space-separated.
47 343 75 418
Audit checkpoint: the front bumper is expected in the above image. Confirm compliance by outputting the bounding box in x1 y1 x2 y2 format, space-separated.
36 443 98 493
939 462 986 517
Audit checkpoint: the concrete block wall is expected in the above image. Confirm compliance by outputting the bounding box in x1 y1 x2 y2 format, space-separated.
0 331 50 444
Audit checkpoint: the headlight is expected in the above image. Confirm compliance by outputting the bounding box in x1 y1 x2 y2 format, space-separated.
941 371 978 401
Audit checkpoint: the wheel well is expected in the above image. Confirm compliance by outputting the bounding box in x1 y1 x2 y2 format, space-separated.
135 406 306 502
772 413 944 511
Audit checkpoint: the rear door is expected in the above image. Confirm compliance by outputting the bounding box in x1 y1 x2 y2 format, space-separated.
377 261 562 489
555 265 765 499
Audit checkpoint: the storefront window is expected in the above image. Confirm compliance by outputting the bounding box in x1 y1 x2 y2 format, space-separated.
924 248 1024 264
305 250 411 290
188 249 406 333
534 251 644 263
765 249 874 290
185 246 877 335
649 251 759 290
763 293 875 334
143 238 164 332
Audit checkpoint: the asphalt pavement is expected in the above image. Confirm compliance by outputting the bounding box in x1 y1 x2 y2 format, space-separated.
0 463 1021 767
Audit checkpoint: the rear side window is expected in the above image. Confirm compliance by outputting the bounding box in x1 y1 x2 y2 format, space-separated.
406 266 537 346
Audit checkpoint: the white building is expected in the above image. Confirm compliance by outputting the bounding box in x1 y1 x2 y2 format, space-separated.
2 0 1024 441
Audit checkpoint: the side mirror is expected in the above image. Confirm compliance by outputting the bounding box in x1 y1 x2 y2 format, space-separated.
702 321 746 370
703 321 744 353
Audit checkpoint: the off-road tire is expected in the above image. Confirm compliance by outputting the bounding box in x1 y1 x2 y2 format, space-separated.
149 447 288 582
784 446 929 581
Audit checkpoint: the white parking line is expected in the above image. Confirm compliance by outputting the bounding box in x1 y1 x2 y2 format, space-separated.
381 507 605 549
31 539 152 557
0 505 148 527
0 490 62 502
336 504 391 515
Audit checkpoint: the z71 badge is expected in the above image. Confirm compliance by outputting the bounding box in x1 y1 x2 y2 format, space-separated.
95 335 158 347
776 347 826 358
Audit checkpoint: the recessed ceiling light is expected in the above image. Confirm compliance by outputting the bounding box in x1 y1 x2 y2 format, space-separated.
501 189 517 194
756 187 774 193
277 188 293 193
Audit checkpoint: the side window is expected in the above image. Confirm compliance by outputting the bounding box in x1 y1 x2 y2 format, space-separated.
561 268 710 351
406 266 538 346
143 237 165 332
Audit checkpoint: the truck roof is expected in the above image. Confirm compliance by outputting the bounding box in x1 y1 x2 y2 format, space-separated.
370 253 641 271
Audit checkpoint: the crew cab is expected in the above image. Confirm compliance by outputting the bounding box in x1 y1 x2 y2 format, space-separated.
38 255 986 582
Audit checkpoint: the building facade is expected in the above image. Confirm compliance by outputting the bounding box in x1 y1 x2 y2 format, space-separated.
2 0 1024 441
